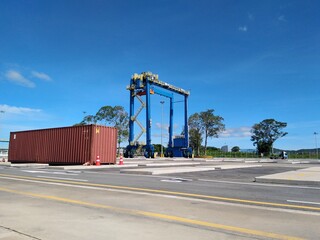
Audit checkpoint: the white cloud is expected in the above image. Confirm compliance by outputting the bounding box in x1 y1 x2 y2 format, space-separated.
156 122 169 130
238 26 248 32
31 71 52 81
248 13 254 21
278 15 287 22
5 70 36 88
0 104 41 115
221 127 252 138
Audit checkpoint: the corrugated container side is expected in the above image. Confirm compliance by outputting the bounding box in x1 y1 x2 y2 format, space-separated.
9 132 36 163
8 125 117 165
90 125 117 164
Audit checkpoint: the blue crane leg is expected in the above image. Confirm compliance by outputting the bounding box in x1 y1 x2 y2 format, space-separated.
184 95 189 147
129 89 135 145
145 79 155 157
169 97 173 148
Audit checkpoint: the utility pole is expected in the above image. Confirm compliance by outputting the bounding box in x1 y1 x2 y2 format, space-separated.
160 101 165 157
314 132 319 159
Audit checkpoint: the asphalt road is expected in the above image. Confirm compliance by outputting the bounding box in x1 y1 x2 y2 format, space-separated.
0 164 320 239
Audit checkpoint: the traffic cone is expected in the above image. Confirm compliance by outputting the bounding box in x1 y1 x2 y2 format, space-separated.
95 155 101 166
119 154 124 165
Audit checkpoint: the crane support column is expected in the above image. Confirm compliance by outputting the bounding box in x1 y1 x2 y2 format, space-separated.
184 95 189 147
129 89 135 145
169 97 173 148
144 79 155 158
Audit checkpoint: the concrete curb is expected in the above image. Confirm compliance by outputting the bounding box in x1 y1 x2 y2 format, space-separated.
48 164 138 170
120 164 261 175
120 166 217 175
10 163 49 168
0 162 11 166
138 162 200 167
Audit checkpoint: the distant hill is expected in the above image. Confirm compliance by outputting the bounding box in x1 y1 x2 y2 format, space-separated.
274 148 320 153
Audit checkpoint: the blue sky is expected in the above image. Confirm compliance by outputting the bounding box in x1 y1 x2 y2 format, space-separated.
0 0 319 150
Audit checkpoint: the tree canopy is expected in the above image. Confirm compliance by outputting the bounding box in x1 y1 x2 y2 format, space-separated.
188 109 225 156
251 119 287 155
188 113 203 156
231 146 240 152
78 105 129 153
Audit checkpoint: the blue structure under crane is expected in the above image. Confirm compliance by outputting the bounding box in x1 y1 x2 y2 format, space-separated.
124 72 192 158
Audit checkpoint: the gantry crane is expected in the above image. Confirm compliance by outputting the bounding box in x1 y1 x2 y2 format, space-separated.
124 72 192 158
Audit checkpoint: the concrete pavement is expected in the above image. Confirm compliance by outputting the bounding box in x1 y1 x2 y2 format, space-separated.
2 175 319 240
3 157 320 186
0 226 34 240
255 167 320 186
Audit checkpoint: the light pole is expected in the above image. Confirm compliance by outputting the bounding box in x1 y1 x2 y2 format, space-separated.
160 101 165 157
0 111 4 132
314 132 319 159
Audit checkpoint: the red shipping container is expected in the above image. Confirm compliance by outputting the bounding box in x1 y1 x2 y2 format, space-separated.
8 125 117 165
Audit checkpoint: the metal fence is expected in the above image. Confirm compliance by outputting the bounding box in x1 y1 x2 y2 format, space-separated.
204 150 320 159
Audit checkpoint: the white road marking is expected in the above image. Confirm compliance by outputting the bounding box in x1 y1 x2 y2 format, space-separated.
51 172 78 176
1 175 320 216
161 178 193 183
161 179 182 183
287 200 320 205
21 170 78 176
198 178 320 190
37 176 88 182
21 170 46 173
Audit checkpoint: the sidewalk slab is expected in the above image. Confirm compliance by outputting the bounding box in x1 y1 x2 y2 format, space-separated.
221 159 244 162
208 164 261 170
245 160 259 163
0 162 11 166
291 161 311 164
255 167 320 186
120 166 217 175
259 160 277 163
120 164 261 175
194 159 223 162
138 162 200 167
10 163 49 168
297 167 320 172
48 164 138 170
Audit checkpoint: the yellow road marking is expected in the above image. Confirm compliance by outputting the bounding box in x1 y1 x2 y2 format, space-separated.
1 173 320 212
0 186 304 240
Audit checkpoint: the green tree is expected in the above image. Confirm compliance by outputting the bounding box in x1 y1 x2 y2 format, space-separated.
188 113 203 156
153 144 166 155
231 146 240 152
74 114 97 126
96 106 129 154
199 109 225 156
188 109 225 156
251 119 287 156
95 106 114 125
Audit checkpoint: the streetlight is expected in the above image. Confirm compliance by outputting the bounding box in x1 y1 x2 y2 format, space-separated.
160 101 165 157
314 132 319 160
0 111 4 132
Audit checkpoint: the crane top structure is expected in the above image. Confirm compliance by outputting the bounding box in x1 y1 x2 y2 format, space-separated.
127 72 190 96
124 72 192 158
